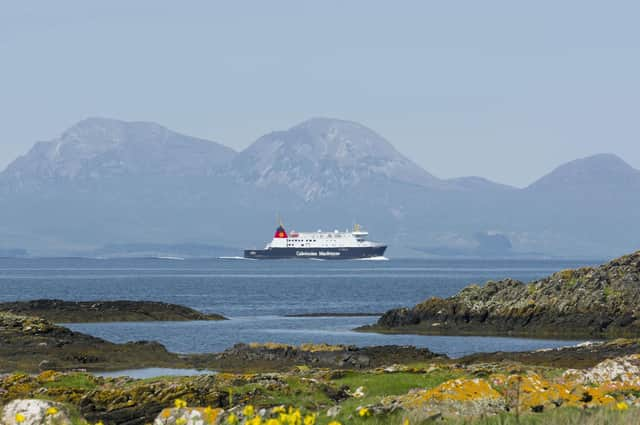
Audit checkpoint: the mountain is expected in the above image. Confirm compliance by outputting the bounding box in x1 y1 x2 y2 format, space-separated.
0 117 639 258
446 176 516 192
0 118 262 254
2 118 236 188
526 153 640 193
503 153 640 256
232 117 443 201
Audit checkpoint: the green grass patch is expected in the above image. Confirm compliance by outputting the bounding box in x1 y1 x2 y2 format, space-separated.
444 406 639 425
44 373 98 391
318 369 460 425
333 370 458 398
218 376 335 411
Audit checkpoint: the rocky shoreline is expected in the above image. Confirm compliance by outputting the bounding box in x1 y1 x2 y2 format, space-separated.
362 251 640 339
0 311 445 373
2 308 640 424
0 299 226 323
193 342 444 372
457 339 640 369
0 311 187 373
4 304 640 373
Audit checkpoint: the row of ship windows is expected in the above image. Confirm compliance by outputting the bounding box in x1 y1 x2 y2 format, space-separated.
288 245 340 247
292 235 344 239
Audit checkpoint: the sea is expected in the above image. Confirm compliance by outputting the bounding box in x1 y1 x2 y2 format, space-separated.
0 257 599 360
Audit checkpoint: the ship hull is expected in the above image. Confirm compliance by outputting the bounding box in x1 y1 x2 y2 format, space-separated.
244 246 387 260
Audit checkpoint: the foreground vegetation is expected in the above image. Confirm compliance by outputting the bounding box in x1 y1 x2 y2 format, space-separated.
2 352 639 424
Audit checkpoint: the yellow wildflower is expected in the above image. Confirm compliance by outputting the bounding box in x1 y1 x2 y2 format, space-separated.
176 418 187 425
243 405 255 417
617 401 629 410
247 416 262 425
266 419 280 425
303 413 316 425
403 419 410 425
357 407 371 417
46 407 59 416
227 413 239 424
15 413 26 423
328 421 342 425
174 399 188 409
203 406 221 421
272 406 286 414
95 422 104 425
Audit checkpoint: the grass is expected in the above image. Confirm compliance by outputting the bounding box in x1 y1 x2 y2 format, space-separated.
315 407 640 425
332 370 459 398
443 407 640 425
43 373 98 391
216 376 336 411
315 369 459 425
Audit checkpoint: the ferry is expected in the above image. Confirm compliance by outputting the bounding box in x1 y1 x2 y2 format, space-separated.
244 222 387 260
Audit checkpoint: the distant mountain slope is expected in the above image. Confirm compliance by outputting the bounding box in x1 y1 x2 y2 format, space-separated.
232 118 443 200
1 118 236 187
526 153 640 193
446 176 516 192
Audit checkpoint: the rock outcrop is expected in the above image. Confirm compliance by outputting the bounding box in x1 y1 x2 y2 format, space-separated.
194 342 444 371
378 354 640 421
0 299 226 323
0 311 184 373
367 251 640 338
458 339 640 369
0 399 75 425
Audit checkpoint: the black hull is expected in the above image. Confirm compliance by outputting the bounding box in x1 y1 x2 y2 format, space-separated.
244 246 387 260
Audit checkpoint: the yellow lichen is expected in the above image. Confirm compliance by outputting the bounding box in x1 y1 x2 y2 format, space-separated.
402 378 501 409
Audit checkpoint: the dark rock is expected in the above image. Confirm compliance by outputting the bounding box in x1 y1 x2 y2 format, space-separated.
192 343 445 372
0 299 226 323
366 251 640 338
457 339 640 369
0 311 186 373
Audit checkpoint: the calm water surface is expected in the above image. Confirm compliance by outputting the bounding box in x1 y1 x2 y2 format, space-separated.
0 257 598 358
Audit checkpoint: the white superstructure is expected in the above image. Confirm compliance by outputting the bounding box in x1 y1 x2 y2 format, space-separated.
266 224 383 249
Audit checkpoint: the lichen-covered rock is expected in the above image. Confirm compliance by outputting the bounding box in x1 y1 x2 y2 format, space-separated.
371 251 640 338
154 407 222 425
492 373 617 412
389 378 506 418
379 355 640 420
564 354 640 385
0 399 78 425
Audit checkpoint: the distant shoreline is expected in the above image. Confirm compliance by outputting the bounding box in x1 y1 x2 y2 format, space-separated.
285 312 382 318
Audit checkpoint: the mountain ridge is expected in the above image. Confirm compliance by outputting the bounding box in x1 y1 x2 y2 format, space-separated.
232 117 445 201
526 153 640 192
1 117 236 187
4 117 637 194
0 117 639 257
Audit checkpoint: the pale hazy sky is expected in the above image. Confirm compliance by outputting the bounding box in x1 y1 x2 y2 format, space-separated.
1 1 639 187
